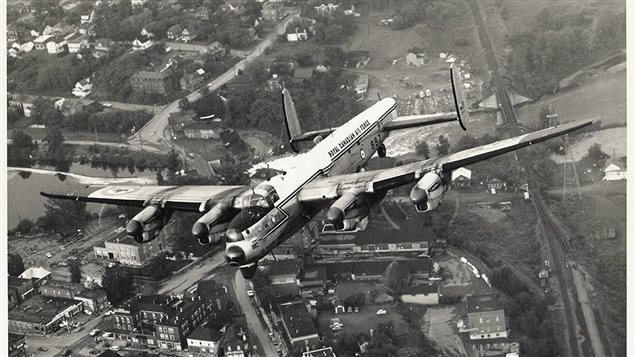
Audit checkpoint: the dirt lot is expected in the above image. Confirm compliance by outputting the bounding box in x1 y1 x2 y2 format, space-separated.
437 251 492 298
424 306 465 357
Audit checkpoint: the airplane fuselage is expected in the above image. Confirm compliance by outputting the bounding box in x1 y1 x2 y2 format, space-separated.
225 98 397 268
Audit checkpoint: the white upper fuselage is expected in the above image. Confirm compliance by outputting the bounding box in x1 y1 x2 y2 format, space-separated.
226 98 397 265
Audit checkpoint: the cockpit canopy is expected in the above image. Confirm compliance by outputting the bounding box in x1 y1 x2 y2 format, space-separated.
226 184 280 241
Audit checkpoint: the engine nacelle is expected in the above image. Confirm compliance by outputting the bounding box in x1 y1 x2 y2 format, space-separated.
127 205 170 243
192 203 233 245
410 172 449 212
326 192 384 231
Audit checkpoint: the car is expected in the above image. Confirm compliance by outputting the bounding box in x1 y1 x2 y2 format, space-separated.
102 332 114 338
38 346 49 351
46 252 53 259
104 310 114 316
84 309 93 316
247 290 255 297
109 346 121 351
376 309 387 315
89 329 101 336
60 246 66 251
331 325 342 331
102 102 113 108
58 261 68 267
118 214 126 219
70 249 79 254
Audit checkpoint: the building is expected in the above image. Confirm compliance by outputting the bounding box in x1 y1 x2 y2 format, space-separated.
33 34 54 50
400 283 439 305
80 10 95 24
486 178 506 192
8 295 83 334
20 42 35 53
73 78 93 98
182 123 221 140
405 51 426 67
269 260 301 285
51 22 74 37
46 37 68 55
40 279 85 300
92 39 113 58
8 333 27 357
181 27 197 42
354 73 369 95
132 38 153 51
194 6 212 20
186 325 223 354
8 277 35 308
131 0 148 7
278 302 320 353
141 28 155 38
287 29 309 42
67 33 88 53
311 258 432 282
76 288 109 313
303 347 336 357
466 294 509 340
266 74 283 91
180 69 206 91
603 163 626 181
167 24 183 40
130 71 175 96
222 317 252 357
299 267 327 297
261 2 281 21
452 167 472 187
314 3 340 15
19 267 52 288
293 67 314 81
94 232 172 266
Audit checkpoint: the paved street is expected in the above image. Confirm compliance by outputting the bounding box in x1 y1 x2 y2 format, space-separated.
25 315 104 357
233 271 278 357
7 93 165 114
130 11 300 151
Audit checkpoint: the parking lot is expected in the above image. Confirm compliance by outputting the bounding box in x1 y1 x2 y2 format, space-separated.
317 304 408 338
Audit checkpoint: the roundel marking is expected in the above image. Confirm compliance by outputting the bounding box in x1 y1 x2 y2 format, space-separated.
107 187 136 195
360 149 366 159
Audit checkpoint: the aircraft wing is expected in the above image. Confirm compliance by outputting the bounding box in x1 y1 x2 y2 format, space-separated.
298 120 594 202
41 185 248 212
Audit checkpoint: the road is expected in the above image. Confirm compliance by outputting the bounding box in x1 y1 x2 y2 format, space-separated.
130 11 300 151
233 271 278 357
8 92 165 114
25 315 104 357
158 249 226 294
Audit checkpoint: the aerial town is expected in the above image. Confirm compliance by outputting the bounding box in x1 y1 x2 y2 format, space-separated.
5 0 627 357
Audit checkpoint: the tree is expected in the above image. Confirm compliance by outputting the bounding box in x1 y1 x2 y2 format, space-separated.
415 141 430 158
538 104 551 129
455 135 480 152
585 143 609 167
42 126 66 162
12 219 35 236
8 130 36 164
436 135 450 156
102 266 134 304
36 199 93 233
8 253 25 277
69 261 82 284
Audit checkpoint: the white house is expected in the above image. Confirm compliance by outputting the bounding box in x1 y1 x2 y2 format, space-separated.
46 38 68 54
287 29 308 42
452 167 472 187
132 38 153 51
73 78 93 98
33 34 54 50
401 284 439 305
20 41 35 53
603 163 626 181
80 10 95 24
141 28 155 38
67 34 88 53
186 326 223 355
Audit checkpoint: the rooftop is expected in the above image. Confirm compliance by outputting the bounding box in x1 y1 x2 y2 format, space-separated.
352 220 437 245
467 294 502 313
8 295 80 324
19 266 51 280
278 302 318 339
402 283 438 295
300 267 327 283
268 260 301 277
294 67 313 79
8 276 32 289
131 71 172 80
187 325 223 342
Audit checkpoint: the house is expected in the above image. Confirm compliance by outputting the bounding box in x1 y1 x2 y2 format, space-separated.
92 39 114 58
186 325 223 354
180 69 206 91
181 27 197 42
20 42 35 53
354 73 369 95
204 41 226 59
46 37 68 55
194 6 212 20
73 78 93 98
8 48 19 58
344 50 371 68
299 267 327 297
130 71 175 96
314 3 340 15
141 28 155 38
303 347 336 357
132 38 153 51
75 288 109 313
8 95 36 117
287 29 309 42
51 21 74 37
93 231 173 266
167 24 183 40
18 267 51 288
67 33 88 53
8 333 27 357
81 10 95 24
78 23 96 36
222 317 252 357
401 283 439 305
261 2 281 21
182 123 221 140
266 74 283 92
487 178 506 192
131 0 148 7
278 302 320 353
40 280 85 300
405 48 426 66
603 163 626 181
452 167 472 187
33 34 54 50
7 27 19 42
268 260 301 285
466 294 509 340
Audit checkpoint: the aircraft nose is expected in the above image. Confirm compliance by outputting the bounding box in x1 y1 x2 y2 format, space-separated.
225 228 244 243
225 245 246 266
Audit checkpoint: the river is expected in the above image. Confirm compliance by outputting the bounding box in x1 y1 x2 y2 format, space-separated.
7 163 157 230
